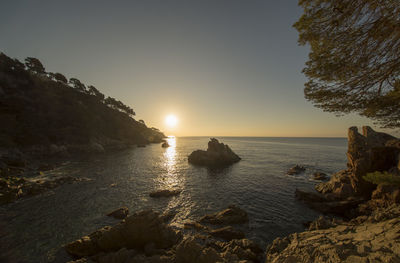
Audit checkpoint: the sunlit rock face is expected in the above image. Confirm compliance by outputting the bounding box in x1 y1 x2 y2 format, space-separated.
188 138 241 167
316 126 400 199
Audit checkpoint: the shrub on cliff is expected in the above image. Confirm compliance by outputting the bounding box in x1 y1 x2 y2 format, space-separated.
363 172 400 187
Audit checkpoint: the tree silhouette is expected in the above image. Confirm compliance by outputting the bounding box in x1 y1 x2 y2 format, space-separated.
69 78 86 92
294 0 400 127
25 57 45 74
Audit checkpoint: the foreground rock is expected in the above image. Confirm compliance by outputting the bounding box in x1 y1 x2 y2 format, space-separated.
149 189 181 198
266 204 400 263
106 207 129 219
200 205 248 225
286 165 306 175
65 210 182 258
188 138 241 167
65 207 263 263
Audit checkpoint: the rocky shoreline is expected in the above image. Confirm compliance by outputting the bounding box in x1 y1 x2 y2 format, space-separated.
62 126 400 263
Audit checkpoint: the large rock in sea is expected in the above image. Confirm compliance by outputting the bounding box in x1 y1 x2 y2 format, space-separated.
188 138 241 167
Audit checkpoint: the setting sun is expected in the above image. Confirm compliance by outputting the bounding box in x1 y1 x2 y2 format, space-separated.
165 114 178 128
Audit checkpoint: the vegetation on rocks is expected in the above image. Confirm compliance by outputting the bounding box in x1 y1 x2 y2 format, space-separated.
0 52 165 151
363 171 400 186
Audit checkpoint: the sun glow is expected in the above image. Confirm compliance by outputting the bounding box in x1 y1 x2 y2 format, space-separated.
165 114 178 128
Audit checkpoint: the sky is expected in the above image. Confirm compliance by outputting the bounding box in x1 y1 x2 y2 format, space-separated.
0 0 391 137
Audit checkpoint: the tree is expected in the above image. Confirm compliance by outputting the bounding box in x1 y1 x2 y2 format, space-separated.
87 85 105 101
53 73 68 83
294 0 400 127
25 57 45 74
69 78 86 92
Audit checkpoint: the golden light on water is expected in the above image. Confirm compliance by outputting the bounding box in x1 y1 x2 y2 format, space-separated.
156 136 180 189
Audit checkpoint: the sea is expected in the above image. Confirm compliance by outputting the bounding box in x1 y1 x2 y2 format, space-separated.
0 136 348 262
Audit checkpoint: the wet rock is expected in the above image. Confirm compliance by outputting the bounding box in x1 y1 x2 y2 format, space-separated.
183 221 209 231
106 207 129 220
287 165 306 175
200 205 248 225
188 138 241 167
313 172 328 181
149 189 181 198
209 226 245 241
161 142 170 148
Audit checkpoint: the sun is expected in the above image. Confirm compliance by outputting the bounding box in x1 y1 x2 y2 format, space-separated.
165 114 178 128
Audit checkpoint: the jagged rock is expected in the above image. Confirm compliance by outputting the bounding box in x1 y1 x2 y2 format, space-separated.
265 205 400 263
308 216 339 231
200 205 248 225
188 138 241 167
183 221 209 231
314 126 400 201
287 165 306 175
149 189 181 198
161 142 170 148
64 210 182 257
106 207 129 220
313 172 328 181
209 226 245 241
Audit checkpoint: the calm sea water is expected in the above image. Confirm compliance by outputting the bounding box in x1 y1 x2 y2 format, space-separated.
0 137 348 262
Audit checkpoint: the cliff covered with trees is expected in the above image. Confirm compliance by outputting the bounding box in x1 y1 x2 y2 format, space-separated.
0 52 165 153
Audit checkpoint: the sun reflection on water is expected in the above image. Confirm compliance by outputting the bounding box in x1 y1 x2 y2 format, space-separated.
157 136 180 189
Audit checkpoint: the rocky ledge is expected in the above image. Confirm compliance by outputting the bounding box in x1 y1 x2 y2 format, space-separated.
188 138 241 167
65 206 262 263
266 204 400 263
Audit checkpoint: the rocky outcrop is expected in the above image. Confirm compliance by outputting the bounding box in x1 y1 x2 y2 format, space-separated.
161 142 170 148
188 139 241 167
286 165 306 175
107 207 129 220
65 207 263 263
265 205 400 263
200 205 248 225
317 126 400 199
149 189 181 198
65 210 182 258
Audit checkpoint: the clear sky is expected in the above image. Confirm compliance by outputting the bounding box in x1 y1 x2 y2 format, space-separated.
1 0 390 137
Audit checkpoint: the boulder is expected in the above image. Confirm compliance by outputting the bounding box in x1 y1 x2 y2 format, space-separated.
149 189 181 198
106 207 129 220
161 142 170 148
188 138 241 167
200 205 248 225
287 165 306 175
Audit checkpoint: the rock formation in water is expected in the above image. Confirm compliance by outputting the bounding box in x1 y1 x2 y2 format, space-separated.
107 207 129 220
286 165 306 175
188 138 241 167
